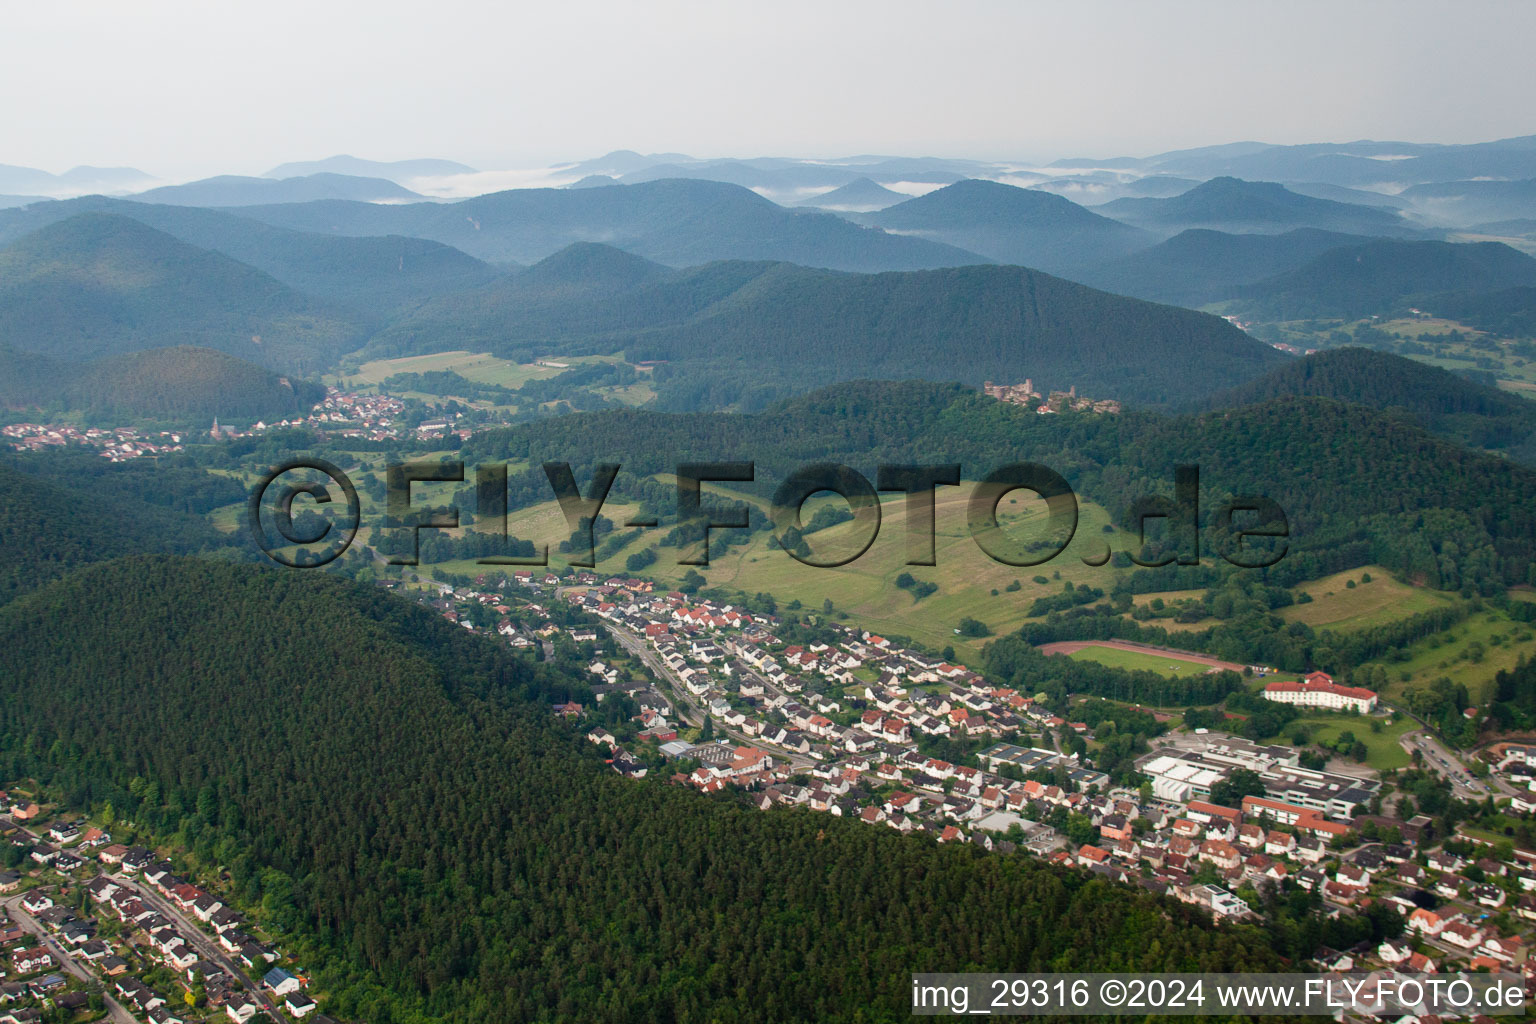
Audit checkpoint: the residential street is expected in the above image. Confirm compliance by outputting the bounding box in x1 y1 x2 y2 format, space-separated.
106 872 286 1020
3 889 136 1024
604 619 818 771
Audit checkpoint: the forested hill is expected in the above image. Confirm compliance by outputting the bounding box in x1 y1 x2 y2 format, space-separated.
374 244 1286 409
0 213 361 374
1198 346 1536 464
0 345 327 421
0 556 1285 1022
855 178 1156 273
1231 239 1536 320
1069 228 1367 307
0 459 236 605
462 378 1536 591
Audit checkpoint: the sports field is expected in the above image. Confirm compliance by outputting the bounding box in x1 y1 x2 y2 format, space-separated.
1040 639 1245 677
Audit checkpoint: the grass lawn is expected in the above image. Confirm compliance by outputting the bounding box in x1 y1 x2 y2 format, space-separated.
1064 646 1221 678
1366 607 1536 706
1279 566 1457 631
1259 713 1417 771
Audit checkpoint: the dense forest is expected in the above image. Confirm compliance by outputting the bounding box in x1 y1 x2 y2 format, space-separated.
0 344 327 420
1197 346 1536 463
0 557 1286 1023
1070 227 1364 307
0 457 236 604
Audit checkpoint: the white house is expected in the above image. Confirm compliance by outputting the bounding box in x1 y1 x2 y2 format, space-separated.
1262 671 1377 713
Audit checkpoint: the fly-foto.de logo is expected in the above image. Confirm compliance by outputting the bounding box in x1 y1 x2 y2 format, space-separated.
249 460 1288 571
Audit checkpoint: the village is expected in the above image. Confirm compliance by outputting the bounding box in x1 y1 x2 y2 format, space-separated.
400 568 1536 1003
3 388 468 461
0 424 188 462
0 805 318 1024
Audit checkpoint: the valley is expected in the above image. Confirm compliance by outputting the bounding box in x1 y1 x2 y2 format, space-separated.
4 56 1536 1018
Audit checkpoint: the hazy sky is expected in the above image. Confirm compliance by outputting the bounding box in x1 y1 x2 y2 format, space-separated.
5 0 1534 178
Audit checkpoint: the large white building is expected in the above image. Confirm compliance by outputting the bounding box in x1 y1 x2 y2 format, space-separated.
1263 671 1377 714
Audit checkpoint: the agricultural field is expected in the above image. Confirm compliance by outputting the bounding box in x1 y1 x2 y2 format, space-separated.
1278 566 1457 631
330 351 656 409
333 351 573 390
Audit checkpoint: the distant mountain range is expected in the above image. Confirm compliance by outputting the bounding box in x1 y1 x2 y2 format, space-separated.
373 241 1285 409
264 155 477 181
221 178 987 270
130 172 426 207
0 213 360 373
0 163 157 197
855 179 1154 273
0 195 500 315
794 177 908 212
580 153 996 196
1400 178 1536 227
1029 173 1200 205
1096 177 1417 237
1058 135 1536 189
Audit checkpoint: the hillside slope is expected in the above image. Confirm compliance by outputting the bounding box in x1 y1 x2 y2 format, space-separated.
0 345 326 420
1233 239 1536 320
0 198 501 315
0 213 361 373
1200 346 1536 463
0 556 1285 1022
0 461 234 605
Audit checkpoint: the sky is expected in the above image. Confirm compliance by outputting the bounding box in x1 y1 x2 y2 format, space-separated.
4 0 1534 179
